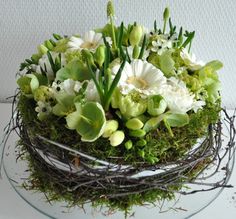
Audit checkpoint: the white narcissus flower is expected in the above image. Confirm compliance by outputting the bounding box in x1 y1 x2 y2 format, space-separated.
112 59 167 97
67 30 111 52
36 52 66 80
180 48 205 71
162 77 205 114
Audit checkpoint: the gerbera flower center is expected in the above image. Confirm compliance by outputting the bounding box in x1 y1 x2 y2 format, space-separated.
126 76 148 89
81 41 97 49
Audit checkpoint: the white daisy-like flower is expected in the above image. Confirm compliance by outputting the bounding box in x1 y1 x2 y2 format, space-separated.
112 59 167 97
126 46 150 60
162 77 205 114
180 48 205 71
151 34 174 55
36 52 66 80
67 30 111 52
35 101 52 120
51 79 81 95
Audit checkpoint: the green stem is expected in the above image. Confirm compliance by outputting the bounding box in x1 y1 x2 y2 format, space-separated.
163 20 167 34
110 17 117 50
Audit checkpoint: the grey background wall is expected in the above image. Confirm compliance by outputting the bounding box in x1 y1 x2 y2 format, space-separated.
0 0 235 108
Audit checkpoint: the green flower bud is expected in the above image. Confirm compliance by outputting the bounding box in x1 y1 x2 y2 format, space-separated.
109 130 125 147
138 150 145 158
102 120 119 138
94 45 106 67
163 7 170 21
81 49 95 67
44 40 54 50
31 54 41 63
125 140 133 150
126 118 144 130
129 25 143 46
147 95 167 116
37 44 48 55
129 129 146 138
132 45 140 59
34 86 53 102
136 139 147 147
107 0 114 17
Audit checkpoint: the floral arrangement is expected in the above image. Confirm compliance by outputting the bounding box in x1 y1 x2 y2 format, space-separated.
6 0 235 217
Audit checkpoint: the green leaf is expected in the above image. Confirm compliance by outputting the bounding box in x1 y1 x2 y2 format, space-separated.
143 114 166 133
165 113 189 127
205 60 223 72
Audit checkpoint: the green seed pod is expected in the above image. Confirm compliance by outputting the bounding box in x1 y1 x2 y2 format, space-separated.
102 120 119 138
129 25 143 46
132 45 140 59
44 40 54 50
109 130 125 147
129 129 146 138
94 45 106 67
125 140 133 150
37 44 48 55
126 118 144 130
136 139 147 147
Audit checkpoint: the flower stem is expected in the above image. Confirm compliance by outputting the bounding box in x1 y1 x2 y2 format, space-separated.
110 17 117 50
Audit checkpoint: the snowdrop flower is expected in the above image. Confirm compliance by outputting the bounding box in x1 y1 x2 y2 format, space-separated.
36 52 66 80
67 30 111 52
112 59 167 97
180 48 205 71
162 77 205 114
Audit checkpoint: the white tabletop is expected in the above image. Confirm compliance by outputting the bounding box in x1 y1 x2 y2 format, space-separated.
0 103 235 219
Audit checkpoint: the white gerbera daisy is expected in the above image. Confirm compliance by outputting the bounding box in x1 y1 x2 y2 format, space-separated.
67 30 111 52
112 59 167 97
180 48 205 71
162 77 205 113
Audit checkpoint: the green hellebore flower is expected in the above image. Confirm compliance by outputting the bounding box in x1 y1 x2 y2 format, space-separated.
109 130 125 147
66 102 106 142
111 89 147 119
17 73 47 98
56 59 91 82
147 95 167 116
102 120 119 138
52 93 76 116
126 118 144 130
52 38 69 53
129 25 143 47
